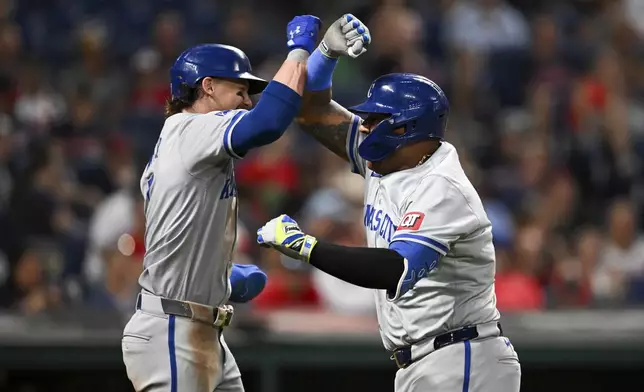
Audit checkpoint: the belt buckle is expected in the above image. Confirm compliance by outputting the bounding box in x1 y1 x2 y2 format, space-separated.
214 305 234 328
390 350 409 369
391 354 404 369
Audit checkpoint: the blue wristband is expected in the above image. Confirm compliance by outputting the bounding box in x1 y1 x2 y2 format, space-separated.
306 47 338 91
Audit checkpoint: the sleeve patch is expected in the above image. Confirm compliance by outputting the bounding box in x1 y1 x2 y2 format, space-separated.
397 212 425 231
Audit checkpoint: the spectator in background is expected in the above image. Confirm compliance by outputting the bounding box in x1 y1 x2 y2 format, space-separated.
83 185 138 286
8 139 92 278
485 109 534 210
0 113 13 214
236 131 301 223
222 5 270 67
367 0 437 81
484 199 515 250
592 198 644 305
623 0 644 40
444 0 530 55
126 48 168 161
0 21 21 114
58 20 126 119
242 135 321 311
495 218 546 312
568 47 636 217
0 20 21 75
548 227 600 308
304 189 375 316
251 247 320 311
317 149 366 206
532 171 578 234
9 140 77 242
13 62 66 137
129 48 169 116
0 242 64 315
528 12 570 98
444 0 530 114
85 245 142 321
50 86 113 216
150 11 185 71
489 130 550 213
85 194 144 321
232 221 254 266
0 114 20 265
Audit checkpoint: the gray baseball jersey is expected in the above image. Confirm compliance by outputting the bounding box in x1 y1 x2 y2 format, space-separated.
138 109 247 307
345 115 500 350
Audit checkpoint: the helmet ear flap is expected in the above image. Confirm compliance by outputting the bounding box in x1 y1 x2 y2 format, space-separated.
178 82 194 100
174 78 203 103
405 120 418 134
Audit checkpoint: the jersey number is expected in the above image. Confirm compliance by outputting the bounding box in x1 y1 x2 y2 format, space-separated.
144 138 162 200
145 173 155 201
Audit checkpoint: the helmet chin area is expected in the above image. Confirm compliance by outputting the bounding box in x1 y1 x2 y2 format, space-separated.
358 124 403 162
358 139 394 162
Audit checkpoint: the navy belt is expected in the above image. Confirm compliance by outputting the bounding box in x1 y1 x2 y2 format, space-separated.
391 323 503 369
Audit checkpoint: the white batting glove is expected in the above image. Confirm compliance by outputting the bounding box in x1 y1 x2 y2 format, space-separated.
319 14 371 59
257 214 318 263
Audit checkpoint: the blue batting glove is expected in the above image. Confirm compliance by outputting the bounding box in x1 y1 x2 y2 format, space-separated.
287 15 322 54
229 263 268 303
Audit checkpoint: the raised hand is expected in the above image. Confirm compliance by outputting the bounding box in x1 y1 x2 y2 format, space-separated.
287 15 322 54
319 14 371 58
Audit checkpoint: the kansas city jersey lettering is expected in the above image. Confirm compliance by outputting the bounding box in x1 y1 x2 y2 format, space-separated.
364 204 397 242
220 177 237 200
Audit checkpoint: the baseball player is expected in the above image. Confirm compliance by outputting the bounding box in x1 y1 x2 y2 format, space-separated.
121 15 324 392
257 14 521 392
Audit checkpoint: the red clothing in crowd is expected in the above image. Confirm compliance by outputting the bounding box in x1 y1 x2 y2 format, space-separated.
495 271 545 311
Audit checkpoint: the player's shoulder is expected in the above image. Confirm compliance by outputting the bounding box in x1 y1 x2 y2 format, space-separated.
421 142 474 191
383 143 455 192
167 109 247 132
176 109 247 121
401 143 481 201
422 144 489 218
209 109 248 119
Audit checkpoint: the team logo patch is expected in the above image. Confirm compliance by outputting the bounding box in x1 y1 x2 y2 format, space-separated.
397 212 425 231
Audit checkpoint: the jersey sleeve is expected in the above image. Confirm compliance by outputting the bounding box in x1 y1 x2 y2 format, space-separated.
346 114 368 177
178 109 248 168
386 175 481 300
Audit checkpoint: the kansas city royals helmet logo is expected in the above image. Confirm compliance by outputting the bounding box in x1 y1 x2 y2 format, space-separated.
367 82 374 98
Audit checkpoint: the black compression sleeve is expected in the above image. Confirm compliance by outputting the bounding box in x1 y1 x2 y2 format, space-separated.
308 241 404 291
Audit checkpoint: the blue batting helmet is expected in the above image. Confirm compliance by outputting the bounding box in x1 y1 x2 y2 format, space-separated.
170 44 269 99
348 73 449 162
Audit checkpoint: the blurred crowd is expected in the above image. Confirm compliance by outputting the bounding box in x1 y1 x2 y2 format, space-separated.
0 0 644 325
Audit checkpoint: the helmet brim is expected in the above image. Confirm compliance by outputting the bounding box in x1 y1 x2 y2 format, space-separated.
348 101 396 115
238 72 269 95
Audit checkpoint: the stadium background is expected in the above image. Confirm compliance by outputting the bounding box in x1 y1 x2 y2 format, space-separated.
0 0 643 391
